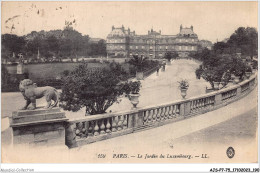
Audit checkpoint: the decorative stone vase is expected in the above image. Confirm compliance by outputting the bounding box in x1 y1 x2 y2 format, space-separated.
129 93 140 108
234 76 240 84
136 71 144 80
180 88 187 99
245 72 251 79
213 81 220 90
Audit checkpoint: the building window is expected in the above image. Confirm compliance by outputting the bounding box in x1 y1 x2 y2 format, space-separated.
192 39 194 42
166 46 168 49
130 46 133 49
179 46 181 50
185 46 188 50
136 46 138 49
120 46 123 49
185 39 188 42
192 46 194 50
150 46 153 49
159 46 162 50
142 46 145 49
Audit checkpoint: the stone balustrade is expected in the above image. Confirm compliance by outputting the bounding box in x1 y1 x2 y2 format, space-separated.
66 71 257 148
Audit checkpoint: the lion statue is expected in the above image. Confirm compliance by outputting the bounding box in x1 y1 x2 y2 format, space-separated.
19 79 59 110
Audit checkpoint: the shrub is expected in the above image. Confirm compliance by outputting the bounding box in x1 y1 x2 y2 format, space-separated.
60 62 142 115
178 79 189 90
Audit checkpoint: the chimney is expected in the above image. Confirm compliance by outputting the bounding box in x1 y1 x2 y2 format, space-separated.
180 24 183 31
191 25 193 31
148 30 150 34
159 30 161 34
133 31 135 35
122 25 125 30
112 25 115 30
128 28 130 34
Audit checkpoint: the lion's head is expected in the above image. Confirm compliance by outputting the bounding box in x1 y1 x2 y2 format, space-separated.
19 79 37 92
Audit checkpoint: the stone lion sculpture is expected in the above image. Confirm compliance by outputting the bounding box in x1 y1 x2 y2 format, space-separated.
19 79 59 110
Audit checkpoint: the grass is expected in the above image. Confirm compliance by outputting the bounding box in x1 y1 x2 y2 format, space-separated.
5 62 107 81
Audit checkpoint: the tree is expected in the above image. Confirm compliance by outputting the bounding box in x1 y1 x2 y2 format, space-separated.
164 52 178 61
129 55 149 72
60 63 141 115
1 65 10 88
227 27 258 58
2 34 26 58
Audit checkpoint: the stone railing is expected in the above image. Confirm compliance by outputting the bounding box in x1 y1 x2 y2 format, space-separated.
143 65 160 78
65 72 257 148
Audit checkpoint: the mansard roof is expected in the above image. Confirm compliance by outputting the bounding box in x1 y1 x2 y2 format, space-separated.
179 27 197 37
108 28 126 37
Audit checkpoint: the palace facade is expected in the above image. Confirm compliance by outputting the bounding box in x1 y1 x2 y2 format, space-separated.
106 25 199 58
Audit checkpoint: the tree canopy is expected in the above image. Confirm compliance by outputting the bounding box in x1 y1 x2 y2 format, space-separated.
59 62 141 115
2 28 107 61
194 27 257 89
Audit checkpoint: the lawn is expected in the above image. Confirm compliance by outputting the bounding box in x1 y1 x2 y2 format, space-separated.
5 62 107 81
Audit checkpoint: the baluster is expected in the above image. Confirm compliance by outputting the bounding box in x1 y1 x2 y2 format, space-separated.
112 116 118 132
88 121 94 136
199 99 202 109
151 109 156 122
153 109 157 122
75 123 80 137
81 121 87 137
157 108 161 121
148 110 153 123
117 115 123 131
176 105 180 116
94 120 100 136
165 106 169 119
190 101 194 112
204 98 208 108
193 100 196 111
168 106 173 119
197 100 200 109
100 119 106 134
202 99 205 109
143 111 148 125
161 107 165 121
212 96 215 106
172 105 176 117
123 114 128 129
106 118 111 133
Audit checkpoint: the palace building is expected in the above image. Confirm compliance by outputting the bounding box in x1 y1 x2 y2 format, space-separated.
106 25 199 58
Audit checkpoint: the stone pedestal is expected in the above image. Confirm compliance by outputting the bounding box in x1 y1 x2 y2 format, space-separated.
10 108 68 148
17 63 24 74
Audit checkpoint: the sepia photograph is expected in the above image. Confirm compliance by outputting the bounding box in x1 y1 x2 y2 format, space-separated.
0 0 258 171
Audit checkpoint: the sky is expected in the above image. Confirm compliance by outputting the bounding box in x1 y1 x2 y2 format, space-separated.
1 1 258 43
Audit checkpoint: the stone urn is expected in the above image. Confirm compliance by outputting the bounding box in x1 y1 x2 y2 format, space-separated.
213 81 220 90
245 72 251 79
136 71 144 80
129 93 140 108
180 88 188 99
234 76 240 84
